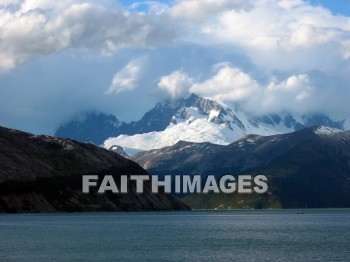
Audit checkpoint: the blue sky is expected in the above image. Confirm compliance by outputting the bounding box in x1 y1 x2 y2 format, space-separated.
119 0 350 16
0 0 350 134
309 0 350 16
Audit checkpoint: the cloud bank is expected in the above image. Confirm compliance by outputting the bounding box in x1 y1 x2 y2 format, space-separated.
157 63 342 116
0 0 349 133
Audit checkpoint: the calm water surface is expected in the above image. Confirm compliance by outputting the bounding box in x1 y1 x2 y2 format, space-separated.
0 209 349 261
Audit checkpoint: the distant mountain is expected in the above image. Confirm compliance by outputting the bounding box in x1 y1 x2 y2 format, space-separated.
55 112 121 145
55 95 205 144
55 96 201 145
0 126 189 213
132 126 350 209
55 94 345 154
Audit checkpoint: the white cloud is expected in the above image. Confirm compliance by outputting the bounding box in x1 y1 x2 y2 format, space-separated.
280 24 337 50
106 58 144 94
20 0 69 13
190 64 259 101
179 64 321 114
158 70 193 99
0 0 21 6
0 1 169 69
257 74 317 112
341 40 350 59
179 0 350 74
167 0 252 22
1 0 349 71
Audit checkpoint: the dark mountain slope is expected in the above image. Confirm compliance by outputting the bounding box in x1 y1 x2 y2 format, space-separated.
132 127 350 209
0 126 189 213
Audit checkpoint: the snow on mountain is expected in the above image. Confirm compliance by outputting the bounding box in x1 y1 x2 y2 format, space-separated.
102 94 345 155
103 111 237 155
314 126 343 136
105 144 129 158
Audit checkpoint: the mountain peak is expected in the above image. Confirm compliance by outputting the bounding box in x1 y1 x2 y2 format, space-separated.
55 94 346 154
55 111 121 144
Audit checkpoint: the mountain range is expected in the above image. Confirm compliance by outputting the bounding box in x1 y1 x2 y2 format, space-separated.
56 94 345 155
132 126 350 209
53 94 350 209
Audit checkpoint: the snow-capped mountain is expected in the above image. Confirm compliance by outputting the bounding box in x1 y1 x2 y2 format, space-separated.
100 94 344 155
55 94 345 155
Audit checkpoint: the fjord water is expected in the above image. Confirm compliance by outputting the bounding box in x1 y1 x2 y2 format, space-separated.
0 210 349 261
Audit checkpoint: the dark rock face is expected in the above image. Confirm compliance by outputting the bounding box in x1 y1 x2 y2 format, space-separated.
0 126 190 213
132 127 350 209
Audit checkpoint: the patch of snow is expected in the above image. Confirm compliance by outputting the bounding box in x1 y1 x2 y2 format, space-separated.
314 126 343 136
103 118 241 155
187 107 205 122
208 110 220 121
